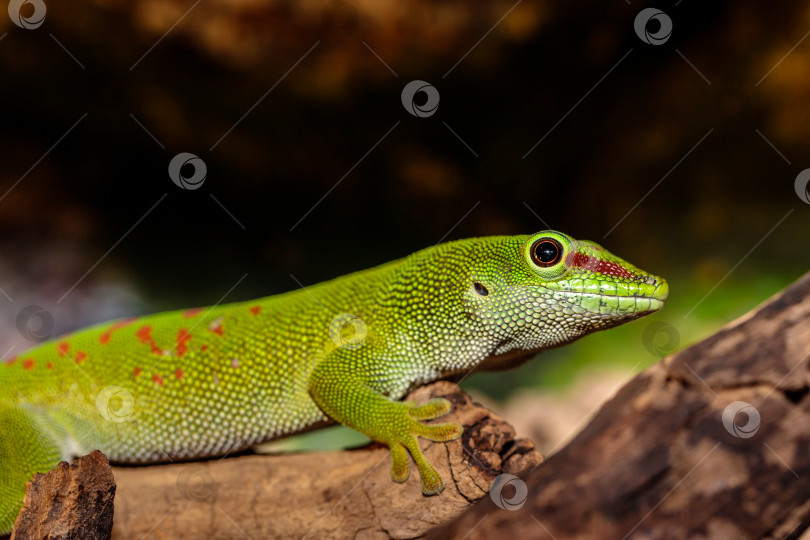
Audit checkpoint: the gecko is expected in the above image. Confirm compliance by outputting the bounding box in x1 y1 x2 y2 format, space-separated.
0 230 668 532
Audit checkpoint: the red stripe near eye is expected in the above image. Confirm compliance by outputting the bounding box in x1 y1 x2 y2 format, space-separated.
572 253 634 279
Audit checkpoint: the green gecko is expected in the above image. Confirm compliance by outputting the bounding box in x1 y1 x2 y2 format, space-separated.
0 230 667 532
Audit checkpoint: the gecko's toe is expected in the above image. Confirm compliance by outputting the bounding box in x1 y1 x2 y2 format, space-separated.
390 443 410 483
408 398 453 420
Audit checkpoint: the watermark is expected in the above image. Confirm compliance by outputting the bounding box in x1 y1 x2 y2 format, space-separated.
176 465 218 502
401 80 440 118
95 385 136 423
322 0 359 36
634 8 672 46
329 313 367 350
168 152 207 190
8 0 46 30
795 168 810 204
722 401 760 439
641 321 680 358
16 305 54 342
489 473 528 511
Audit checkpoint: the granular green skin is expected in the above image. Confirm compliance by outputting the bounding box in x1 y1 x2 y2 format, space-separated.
0 231 668 531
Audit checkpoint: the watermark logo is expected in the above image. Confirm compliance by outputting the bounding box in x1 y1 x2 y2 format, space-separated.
489 473 528 511
795 168 810 204
641 321 680 358
329 313 367 350
634 8 672 46
722 401 760 439
322 0 359 36
176 466 218 502
8 0 46 30
168 152 207 190
95 385 136 423
401 80 440 118
16 305 54 342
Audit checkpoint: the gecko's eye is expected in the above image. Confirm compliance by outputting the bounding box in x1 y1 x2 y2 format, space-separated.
531 238 563 267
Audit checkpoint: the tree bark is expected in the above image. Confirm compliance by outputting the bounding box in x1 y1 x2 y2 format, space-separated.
432 272 810 539
11 450 115 540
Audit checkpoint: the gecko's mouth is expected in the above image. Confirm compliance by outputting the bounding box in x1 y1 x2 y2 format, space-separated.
561 279 668 315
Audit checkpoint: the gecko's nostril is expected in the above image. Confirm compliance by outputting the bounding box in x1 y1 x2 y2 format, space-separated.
641 275 659 286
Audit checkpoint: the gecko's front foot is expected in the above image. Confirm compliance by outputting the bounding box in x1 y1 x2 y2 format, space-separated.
388 398 463 495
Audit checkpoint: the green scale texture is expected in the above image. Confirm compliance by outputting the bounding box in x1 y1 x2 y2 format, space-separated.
0 231 668 532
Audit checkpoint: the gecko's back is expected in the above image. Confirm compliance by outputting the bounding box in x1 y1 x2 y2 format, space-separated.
0 258 406 466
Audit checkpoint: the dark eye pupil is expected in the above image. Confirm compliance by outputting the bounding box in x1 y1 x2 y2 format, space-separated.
537 242 557 262
531 238 562 267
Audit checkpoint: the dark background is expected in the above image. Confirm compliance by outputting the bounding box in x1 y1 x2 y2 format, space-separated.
1 0 808 406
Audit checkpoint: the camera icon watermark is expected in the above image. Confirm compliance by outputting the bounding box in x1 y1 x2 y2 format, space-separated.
641 321 680 358
489 473 528 511
8 0 46 30
795 168 810 204
176 465 218 503
722 401 760 439
401 80 440 118
168 152 207 190
95 385 136 423
16 305 54 342
634 8 672 46
329 313 367 350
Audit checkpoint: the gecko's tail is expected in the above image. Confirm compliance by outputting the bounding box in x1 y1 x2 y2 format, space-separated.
0 405 64 534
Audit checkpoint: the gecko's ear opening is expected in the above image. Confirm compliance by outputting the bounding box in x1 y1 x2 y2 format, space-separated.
472 282 489 296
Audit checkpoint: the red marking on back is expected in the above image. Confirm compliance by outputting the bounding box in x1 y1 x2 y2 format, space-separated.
176 328 192 357
152 374 163 385
46 362 53 370
5 356 16 366
175 368 184 380
56 341 70 357
201 344 209 352
134 367 142 377
183 308 203 318
136 325 163 355
75 351 87 364
100 317 137 345
571 253 634 279
249 306 261 316
22 358 34 370
209 318 224 337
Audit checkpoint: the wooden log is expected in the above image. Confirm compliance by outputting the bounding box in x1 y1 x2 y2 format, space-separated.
108 381 541 539
12 450 115 540
432 272 810 539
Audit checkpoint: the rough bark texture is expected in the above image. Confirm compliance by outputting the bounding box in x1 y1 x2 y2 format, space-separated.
11 450 115 540
433 272 810 540
108 381 541 539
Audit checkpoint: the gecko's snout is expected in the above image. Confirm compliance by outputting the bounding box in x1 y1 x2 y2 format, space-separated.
651 278 669 302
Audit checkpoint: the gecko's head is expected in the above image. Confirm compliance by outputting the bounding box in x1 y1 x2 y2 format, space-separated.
464 230 668 352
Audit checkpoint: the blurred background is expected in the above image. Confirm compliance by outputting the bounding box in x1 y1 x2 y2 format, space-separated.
1 0 808 455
